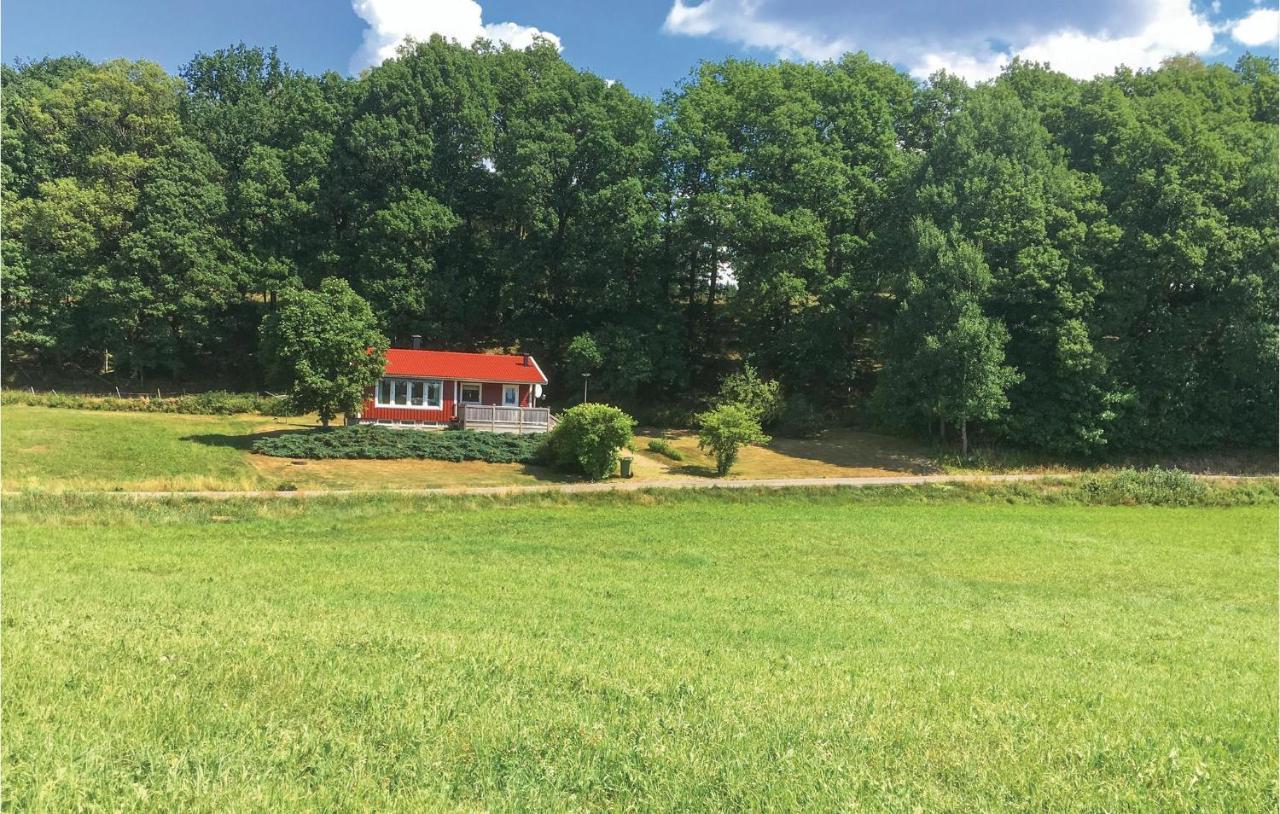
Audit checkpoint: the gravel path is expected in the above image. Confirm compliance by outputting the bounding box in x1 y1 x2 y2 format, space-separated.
8 473 1066 499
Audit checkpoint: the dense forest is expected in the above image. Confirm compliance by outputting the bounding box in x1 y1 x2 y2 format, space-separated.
3 39 1276 453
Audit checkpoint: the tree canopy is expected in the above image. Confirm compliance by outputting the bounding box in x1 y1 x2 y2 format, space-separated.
259 277 387 427
3 41 1275 455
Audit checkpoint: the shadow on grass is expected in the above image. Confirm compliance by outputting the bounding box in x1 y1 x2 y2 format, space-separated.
766 430 942 475
671 463 720 478
182 428 297 451
637 426 942 477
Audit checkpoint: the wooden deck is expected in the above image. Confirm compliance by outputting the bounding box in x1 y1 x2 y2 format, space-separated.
458 404 553 434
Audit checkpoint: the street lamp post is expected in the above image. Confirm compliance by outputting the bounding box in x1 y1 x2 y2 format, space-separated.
582 372 591 404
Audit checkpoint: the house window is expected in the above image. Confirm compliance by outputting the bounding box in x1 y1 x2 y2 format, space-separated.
376 378 443 409
503 385 519 406
423 380 442 409
460 383 482 404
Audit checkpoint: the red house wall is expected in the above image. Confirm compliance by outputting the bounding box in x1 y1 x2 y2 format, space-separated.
360 379 532 423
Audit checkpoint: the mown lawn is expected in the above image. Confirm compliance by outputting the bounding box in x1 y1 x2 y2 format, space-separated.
1 406 269 491
0 406 560 491
3 490 1275 811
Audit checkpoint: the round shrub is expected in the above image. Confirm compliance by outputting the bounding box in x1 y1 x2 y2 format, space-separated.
717 364 783 428
697 403 770 477
546 403 636 480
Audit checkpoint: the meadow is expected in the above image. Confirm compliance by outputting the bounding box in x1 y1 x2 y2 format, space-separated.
3 489 1275 811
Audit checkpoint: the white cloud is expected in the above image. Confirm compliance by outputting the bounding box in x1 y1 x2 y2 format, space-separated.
1230 7 1279 47
662 0 1222 82
664 0 850 61
915 0 1216 81
350 0 561 73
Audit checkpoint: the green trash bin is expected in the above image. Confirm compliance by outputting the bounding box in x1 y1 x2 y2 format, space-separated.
619 456 633 478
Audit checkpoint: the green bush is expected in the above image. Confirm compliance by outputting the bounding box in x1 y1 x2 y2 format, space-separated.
546 403 636 480
1 389 298 416
717 364 784 428
697 403 770 476
1073 467 1209 506
252 425 544 463
647 438 684 461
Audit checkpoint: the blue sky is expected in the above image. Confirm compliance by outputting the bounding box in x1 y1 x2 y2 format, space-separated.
4 0 1277 97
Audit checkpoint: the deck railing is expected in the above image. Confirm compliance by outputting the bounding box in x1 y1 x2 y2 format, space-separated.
458 403 552 434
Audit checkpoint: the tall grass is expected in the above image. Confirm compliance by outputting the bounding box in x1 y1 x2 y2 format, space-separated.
3 492 1274 810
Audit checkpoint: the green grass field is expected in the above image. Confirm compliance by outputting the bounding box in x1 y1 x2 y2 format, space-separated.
0 406 560 492
4 490 1275 811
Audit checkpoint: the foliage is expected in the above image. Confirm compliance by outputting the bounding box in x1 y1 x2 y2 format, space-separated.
545 402 636 479
1072 467 1209 506
875 220 1022 456
0 388 294 415
252 425 543 463
696 403 771 476
563 333 603 381
258 278 387 427
716 364 784 427
775 394 825 438
646 437 685 461
3 46 1275 456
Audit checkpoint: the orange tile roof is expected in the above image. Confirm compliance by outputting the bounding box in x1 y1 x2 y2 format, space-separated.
382 349 547 384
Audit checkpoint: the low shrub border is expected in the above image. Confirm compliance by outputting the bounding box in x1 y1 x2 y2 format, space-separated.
252 425 544 463
1072 466 1210 506
646 438 684 461
2 389 297 416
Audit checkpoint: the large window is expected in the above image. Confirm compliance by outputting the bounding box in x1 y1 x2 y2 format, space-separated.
503 385 519 406
375 378 442 409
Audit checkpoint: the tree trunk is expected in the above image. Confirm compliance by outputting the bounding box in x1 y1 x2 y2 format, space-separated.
961 418 969 458
321 414 331 429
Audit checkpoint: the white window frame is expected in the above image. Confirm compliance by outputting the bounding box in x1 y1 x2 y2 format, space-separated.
422 379 443 409
375 377 443 410
460 382 483 404
502 385 519 406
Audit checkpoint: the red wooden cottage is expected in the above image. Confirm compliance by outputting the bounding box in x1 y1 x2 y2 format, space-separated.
356 348 551 434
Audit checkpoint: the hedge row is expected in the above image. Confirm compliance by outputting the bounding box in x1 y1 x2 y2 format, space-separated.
252 425 544 463
2 389 298 416
1072 467 1212 506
